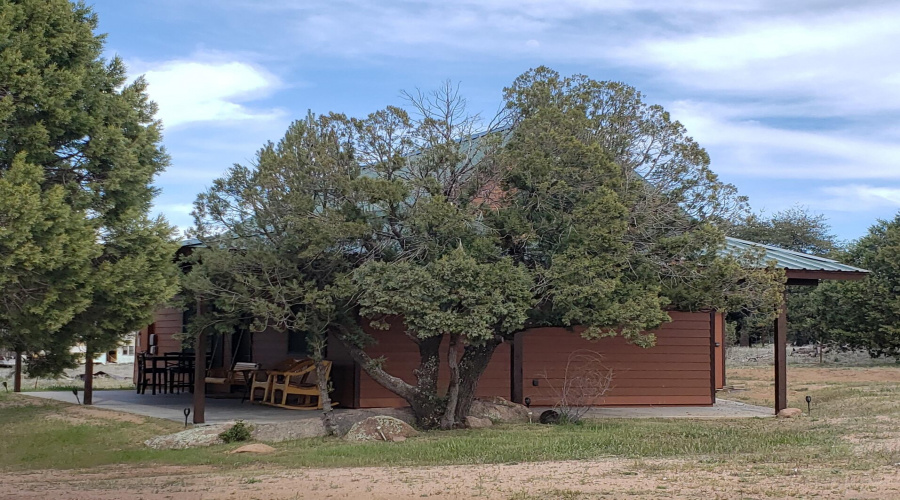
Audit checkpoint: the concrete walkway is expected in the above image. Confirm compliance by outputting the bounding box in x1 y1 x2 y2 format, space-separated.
22 390 772 423
23 390 326 424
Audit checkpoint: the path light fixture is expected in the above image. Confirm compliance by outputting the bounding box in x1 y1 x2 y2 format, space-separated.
524 397 531 407
183 407 191 428
805 395 812 415
2 381 7 392
72 389 80 405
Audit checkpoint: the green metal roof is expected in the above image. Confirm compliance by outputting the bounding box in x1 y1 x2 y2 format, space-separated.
722 237 868 273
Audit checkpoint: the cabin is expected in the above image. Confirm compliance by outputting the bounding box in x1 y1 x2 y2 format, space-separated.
135 237 866 411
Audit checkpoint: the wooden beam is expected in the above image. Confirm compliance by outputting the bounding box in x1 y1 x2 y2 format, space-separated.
510 332 523 404
785 270 867 281
774 302 788 414
786 278 819 287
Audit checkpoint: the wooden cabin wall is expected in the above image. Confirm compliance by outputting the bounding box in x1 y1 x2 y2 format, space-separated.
251 329 289 369
522 311 715 406
132 306 184 383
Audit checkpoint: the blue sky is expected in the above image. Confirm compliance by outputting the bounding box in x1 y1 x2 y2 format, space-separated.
89 0 900 242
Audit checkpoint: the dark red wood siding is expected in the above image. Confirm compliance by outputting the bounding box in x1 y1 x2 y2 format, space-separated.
521 311 715 406
133 306 183 383
357 319 511 408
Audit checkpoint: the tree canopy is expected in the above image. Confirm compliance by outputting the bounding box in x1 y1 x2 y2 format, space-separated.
0 0 179 397
186 70 784 429
803 214 900 357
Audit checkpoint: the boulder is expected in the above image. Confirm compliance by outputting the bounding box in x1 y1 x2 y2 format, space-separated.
252 419 327 442
466 416 493 429
777 408 804 418
468 396 530 423
344 415 419 442
144 423 232 450
331 407 416 437
229 443 276 454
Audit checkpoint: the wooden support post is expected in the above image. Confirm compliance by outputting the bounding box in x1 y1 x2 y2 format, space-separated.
774 302 788 414
510 332 523 404
13 350 22 393
192 300 207 424
83 352 93 405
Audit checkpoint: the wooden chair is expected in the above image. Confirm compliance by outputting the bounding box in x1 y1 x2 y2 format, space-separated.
248 358 312 404
205 361 260 398
270 360 333 409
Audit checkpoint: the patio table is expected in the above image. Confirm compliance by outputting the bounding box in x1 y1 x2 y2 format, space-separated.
137 353 195 395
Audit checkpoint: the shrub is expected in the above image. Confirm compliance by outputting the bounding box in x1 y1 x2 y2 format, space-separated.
219 420 253 443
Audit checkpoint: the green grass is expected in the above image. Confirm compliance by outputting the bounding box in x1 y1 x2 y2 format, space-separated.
1 368 898 473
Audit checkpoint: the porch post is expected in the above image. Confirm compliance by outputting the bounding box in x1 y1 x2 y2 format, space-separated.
192 299 207 424
774 301 788 414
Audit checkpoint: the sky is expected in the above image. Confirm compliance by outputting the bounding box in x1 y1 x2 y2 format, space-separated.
88 0 900 242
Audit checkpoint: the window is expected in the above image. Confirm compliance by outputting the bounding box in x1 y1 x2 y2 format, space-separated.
287 331 308 355
123 346 135 356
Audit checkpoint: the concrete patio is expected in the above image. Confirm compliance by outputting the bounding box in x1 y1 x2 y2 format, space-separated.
22 390 772 424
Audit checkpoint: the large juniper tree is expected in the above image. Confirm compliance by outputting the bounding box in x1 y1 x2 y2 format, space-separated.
0 0 179 399
187 71 783 429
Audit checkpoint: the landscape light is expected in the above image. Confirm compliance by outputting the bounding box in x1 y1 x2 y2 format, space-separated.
183 407 191 427
805 395 812 414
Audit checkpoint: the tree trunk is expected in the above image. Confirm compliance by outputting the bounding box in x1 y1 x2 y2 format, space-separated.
315 360 336 435
334 332 455 428
83 349 93 405
453 338 502 424
739 329 750 348
411 335 445 429
440 334 461 430
13 349 22 393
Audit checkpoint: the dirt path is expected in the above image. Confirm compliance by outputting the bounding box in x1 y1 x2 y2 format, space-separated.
6 459 900 499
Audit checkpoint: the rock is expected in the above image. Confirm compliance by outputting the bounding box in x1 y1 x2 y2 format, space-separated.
391 435 407 443
144 423 232 450
777 408 804 418
468 396 530 424
330 407 416 437
466 416 493 429
252 419 327 442
229 443 276 454
344 416 419 442
539 409 560 424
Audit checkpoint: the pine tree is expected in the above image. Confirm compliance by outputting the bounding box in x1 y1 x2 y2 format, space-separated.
0 0 180 398
0 156 96 391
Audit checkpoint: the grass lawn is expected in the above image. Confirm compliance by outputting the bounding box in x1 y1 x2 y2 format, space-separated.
1 365 898 474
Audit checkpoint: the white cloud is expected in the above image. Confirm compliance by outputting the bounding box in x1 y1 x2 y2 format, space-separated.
815 185 900 212
139 59 283 128
665 100 900 180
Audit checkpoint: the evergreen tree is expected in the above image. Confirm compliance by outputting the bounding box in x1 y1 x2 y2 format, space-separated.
0 156 96 390
806 214 900 358
188 71 784 429
0 0 179 399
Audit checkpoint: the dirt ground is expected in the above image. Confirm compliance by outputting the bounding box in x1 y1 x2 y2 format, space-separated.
5 459 900 499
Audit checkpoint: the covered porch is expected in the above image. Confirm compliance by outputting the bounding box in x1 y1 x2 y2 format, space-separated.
722 237 869 413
